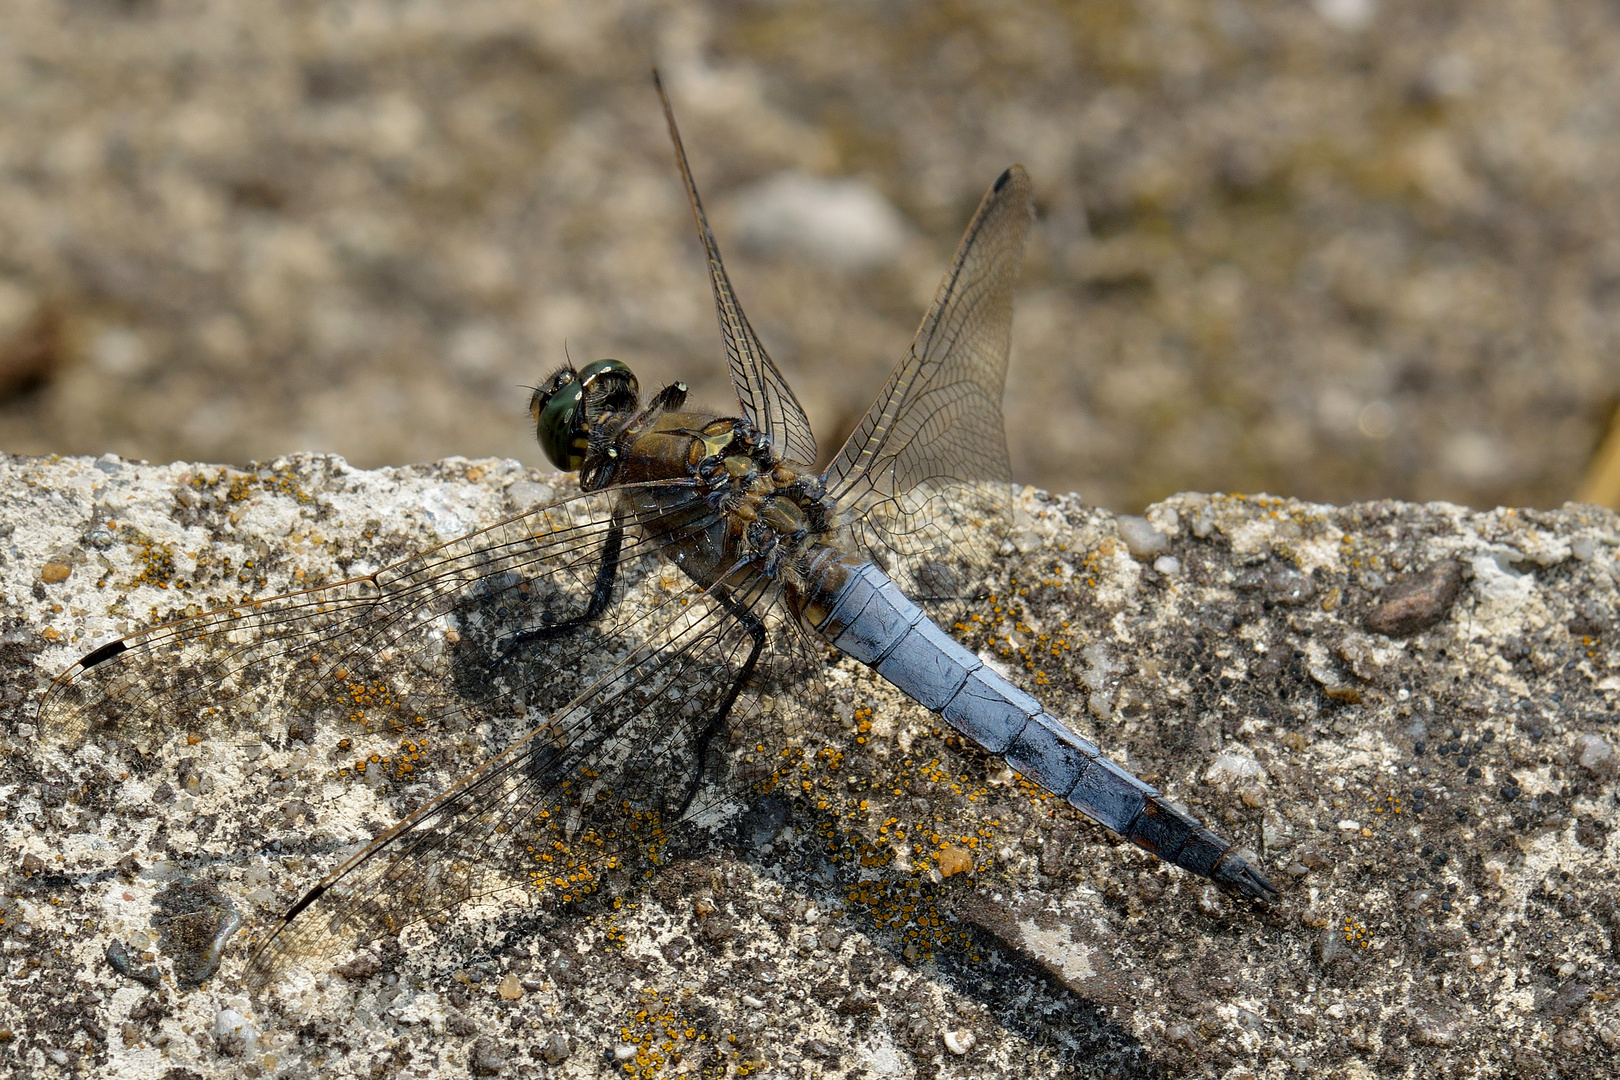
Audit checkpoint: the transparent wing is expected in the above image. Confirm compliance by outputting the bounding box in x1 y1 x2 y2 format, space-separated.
655 71 818 468
39 479 806 985
825 164 1032 501
39 482 716 759
822 166 1034 610
245 568 782 987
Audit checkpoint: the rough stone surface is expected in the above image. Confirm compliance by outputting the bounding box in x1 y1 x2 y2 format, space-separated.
4 3 1620 512
2 452 1619 1078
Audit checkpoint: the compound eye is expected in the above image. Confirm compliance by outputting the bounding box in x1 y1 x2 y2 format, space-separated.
571 359 640 425
531 372 586 471
578 358 639 399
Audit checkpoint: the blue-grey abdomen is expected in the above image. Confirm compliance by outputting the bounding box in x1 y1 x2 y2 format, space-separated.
795 554 1275 901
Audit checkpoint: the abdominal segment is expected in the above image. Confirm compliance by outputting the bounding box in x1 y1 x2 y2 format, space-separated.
796 554 1277 901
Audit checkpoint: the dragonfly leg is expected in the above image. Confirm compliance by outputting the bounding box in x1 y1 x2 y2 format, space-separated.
673 589 766 820
641 380 688 418
492 512 626 669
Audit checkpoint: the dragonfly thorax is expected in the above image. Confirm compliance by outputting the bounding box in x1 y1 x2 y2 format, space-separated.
599 407 840 592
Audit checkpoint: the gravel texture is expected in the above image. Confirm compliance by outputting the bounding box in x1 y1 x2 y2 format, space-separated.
1 451 1617 1078
5 2 1620 510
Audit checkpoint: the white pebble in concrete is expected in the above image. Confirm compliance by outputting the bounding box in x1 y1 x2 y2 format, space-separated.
1116 515 1170 559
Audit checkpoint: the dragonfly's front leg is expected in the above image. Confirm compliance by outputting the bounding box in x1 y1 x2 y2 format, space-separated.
490 509 627 670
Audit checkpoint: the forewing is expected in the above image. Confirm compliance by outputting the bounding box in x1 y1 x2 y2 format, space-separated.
38 482 718 772
654 72 818 468
244 569 781 988
822 166 1034 613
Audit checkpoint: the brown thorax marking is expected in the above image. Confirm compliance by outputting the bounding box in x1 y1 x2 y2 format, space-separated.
668 416 835 577
568 380 838 579
687 421 820 544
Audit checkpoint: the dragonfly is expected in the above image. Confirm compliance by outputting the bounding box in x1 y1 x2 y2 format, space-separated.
38 73 1276 992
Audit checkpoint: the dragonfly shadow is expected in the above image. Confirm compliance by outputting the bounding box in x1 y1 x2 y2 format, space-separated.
324 751 1160 1077
718 788 1168 1077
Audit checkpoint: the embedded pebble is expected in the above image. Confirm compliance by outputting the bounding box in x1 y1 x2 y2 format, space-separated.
1363 558 1464 637
469 1037 504 1076
1116 515 1170 559
1235 564 1316 606
1186 497 1216 538
1315 927 1351 968
497 972 523 1000
803 1037 839 1059
505 479 553 509
542 1032 570 1065
40 560 71 584
1205 752 1265 785
1153 555 1181 575
105 940 163 987
614 1043 637 1062
831 990 873 1017
1575 733 1615 775
942 1028 976 1055
212 1007 259 1056
1408 1009 1461 1047
1568 600 1609 636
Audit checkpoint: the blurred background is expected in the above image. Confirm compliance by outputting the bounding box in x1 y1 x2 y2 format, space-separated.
3 0 1620 513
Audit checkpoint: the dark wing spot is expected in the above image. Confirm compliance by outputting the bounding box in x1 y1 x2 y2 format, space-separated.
80 640 128 669
283 883 327 921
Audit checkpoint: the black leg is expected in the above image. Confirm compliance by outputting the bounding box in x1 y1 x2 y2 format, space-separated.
673 588 766 820
645 381 688 414
492 511 625 669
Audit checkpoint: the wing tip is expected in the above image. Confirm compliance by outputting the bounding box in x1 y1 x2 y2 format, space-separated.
992 164 1030 194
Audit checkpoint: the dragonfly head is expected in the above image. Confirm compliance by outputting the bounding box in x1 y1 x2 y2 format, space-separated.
530 359 641 471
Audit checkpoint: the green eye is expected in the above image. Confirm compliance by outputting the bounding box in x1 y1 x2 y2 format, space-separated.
530 359 640 472
578 358 625 380
532 375 585 471
578 358 637 396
